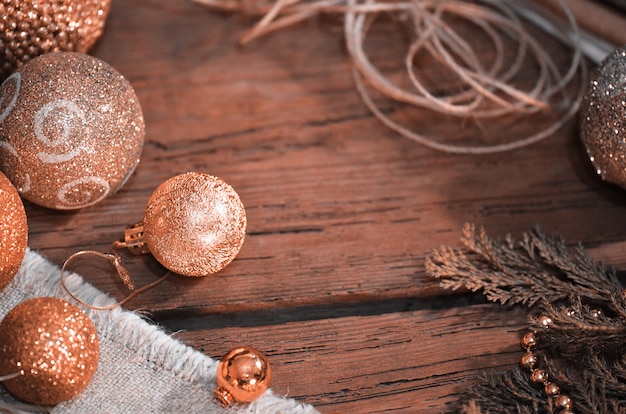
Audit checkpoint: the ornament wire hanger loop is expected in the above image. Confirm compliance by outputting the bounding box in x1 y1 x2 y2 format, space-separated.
0 372 20 381
60 244 171 311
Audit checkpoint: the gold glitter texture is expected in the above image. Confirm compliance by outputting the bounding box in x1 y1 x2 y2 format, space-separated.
0 0 111 81
0 52 144 209
0 171 27 290
143 172 247 277
0 297 99 405
580 47 626 190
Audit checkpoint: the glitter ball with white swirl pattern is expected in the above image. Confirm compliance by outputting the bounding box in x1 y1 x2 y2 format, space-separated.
0 52 144 209
142 172 247 277
580 47 626 190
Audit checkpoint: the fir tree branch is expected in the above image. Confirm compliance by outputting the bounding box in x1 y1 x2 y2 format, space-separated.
425 223 624 308
426 224 626 413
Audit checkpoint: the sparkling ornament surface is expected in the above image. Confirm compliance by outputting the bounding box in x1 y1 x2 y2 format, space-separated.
143 172 246 277
0 0 111 81
214 346 271 407
0 52 144 209
0 171 27 290
580 46 626 190
0 297 99 405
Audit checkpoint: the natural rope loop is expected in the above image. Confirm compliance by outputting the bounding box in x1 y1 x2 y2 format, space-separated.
60 242 170 311
194 0 585 154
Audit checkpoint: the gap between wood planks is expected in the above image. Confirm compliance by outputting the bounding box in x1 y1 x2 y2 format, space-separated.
151 240 626 333
152 292 489 332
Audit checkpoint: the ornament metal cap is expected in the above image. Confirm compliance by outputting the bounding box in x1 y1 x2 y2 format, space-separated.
214 346 271 407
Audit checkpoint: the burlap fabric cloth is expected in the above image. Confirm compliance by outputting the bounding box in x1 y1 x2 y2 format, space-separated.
0 249 320 413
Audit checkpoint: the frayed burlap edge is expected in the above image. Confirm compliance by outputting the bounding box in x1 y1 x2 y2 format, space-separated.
0 249 320 414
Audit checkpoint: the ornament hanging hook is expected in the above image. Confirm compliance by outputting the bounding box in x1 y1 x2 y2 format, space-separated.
60 248 170 311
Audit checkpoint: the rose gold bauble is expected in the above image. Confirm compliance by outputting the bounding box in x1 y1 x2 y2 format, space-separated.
0 171 27 290
0 52 144 209
142 172 247 277
580 47 626 190
214 346 272 407
0 0 111 81
0 297 99 405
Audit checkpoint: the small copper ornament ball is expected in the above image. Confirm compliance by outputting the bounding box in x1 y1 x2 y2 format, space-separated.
214 346 271 407
143 172 247 277
0 171 27 290
0 52 144 209
0 297 99 405
579 46 626 190
0 0 111 81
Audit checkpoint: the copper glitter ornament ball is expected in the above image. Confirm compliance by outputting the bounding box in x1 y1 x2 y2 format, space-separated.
214 346 272 407
580 46 626 190
0 297 99 405
0 52 144 209
142 172 247 277
0 0 111 81
0 171 27 290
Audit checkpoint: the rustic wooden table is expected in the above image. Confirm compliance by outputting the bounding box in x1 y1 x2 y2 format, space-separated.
24 1 626 412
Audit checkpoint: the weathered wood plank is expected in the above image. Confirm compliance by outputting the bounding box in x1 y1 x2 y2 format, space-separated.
13 1 626 412
22 0 626 314
172 303 528 413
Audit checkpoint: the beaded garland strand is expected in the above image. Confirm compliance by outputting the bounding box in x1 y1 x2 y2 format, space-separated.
520 320 574 414
426 224 626 413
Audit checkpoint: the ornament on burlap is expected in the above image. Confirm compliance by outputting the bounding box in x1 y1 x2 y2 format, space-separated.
0 0 111 81
0 51 144 210
580 46 626 190
0 297 99 406
0 171 27 290
214 346 272 407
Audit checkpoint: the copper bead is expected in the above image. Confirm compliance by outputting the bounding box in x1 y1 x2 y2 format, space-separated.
0 171 27 290
519 353 537 370
0 52 144 209
544 382 560 396
142 172 246 277
214 346 271 407
0 0 111 81
520 331 537 350
554 394 573 411
530 369 548 384
537 315 552 328
0 297 99 405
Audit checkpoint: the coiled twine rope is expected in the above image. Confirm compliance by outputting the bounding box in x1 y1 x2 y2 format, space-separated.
194 0 585 154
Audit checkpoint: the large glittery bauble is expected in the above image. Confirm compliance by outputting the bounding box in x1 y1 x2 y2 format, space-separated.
0 52 144 209
143 172 247 277
0 297 99 405
0 171 27 290
214 346 272 407
580 47 626 190
0 0 111 81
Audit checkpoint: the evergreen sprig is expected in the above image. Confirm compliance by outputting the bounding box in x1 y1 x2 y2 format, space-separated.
425 224 626 414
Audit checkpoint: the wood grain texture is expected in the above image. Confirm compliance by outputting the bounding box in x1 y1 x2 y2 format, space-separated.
19 0 626 412
173 304 528 413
